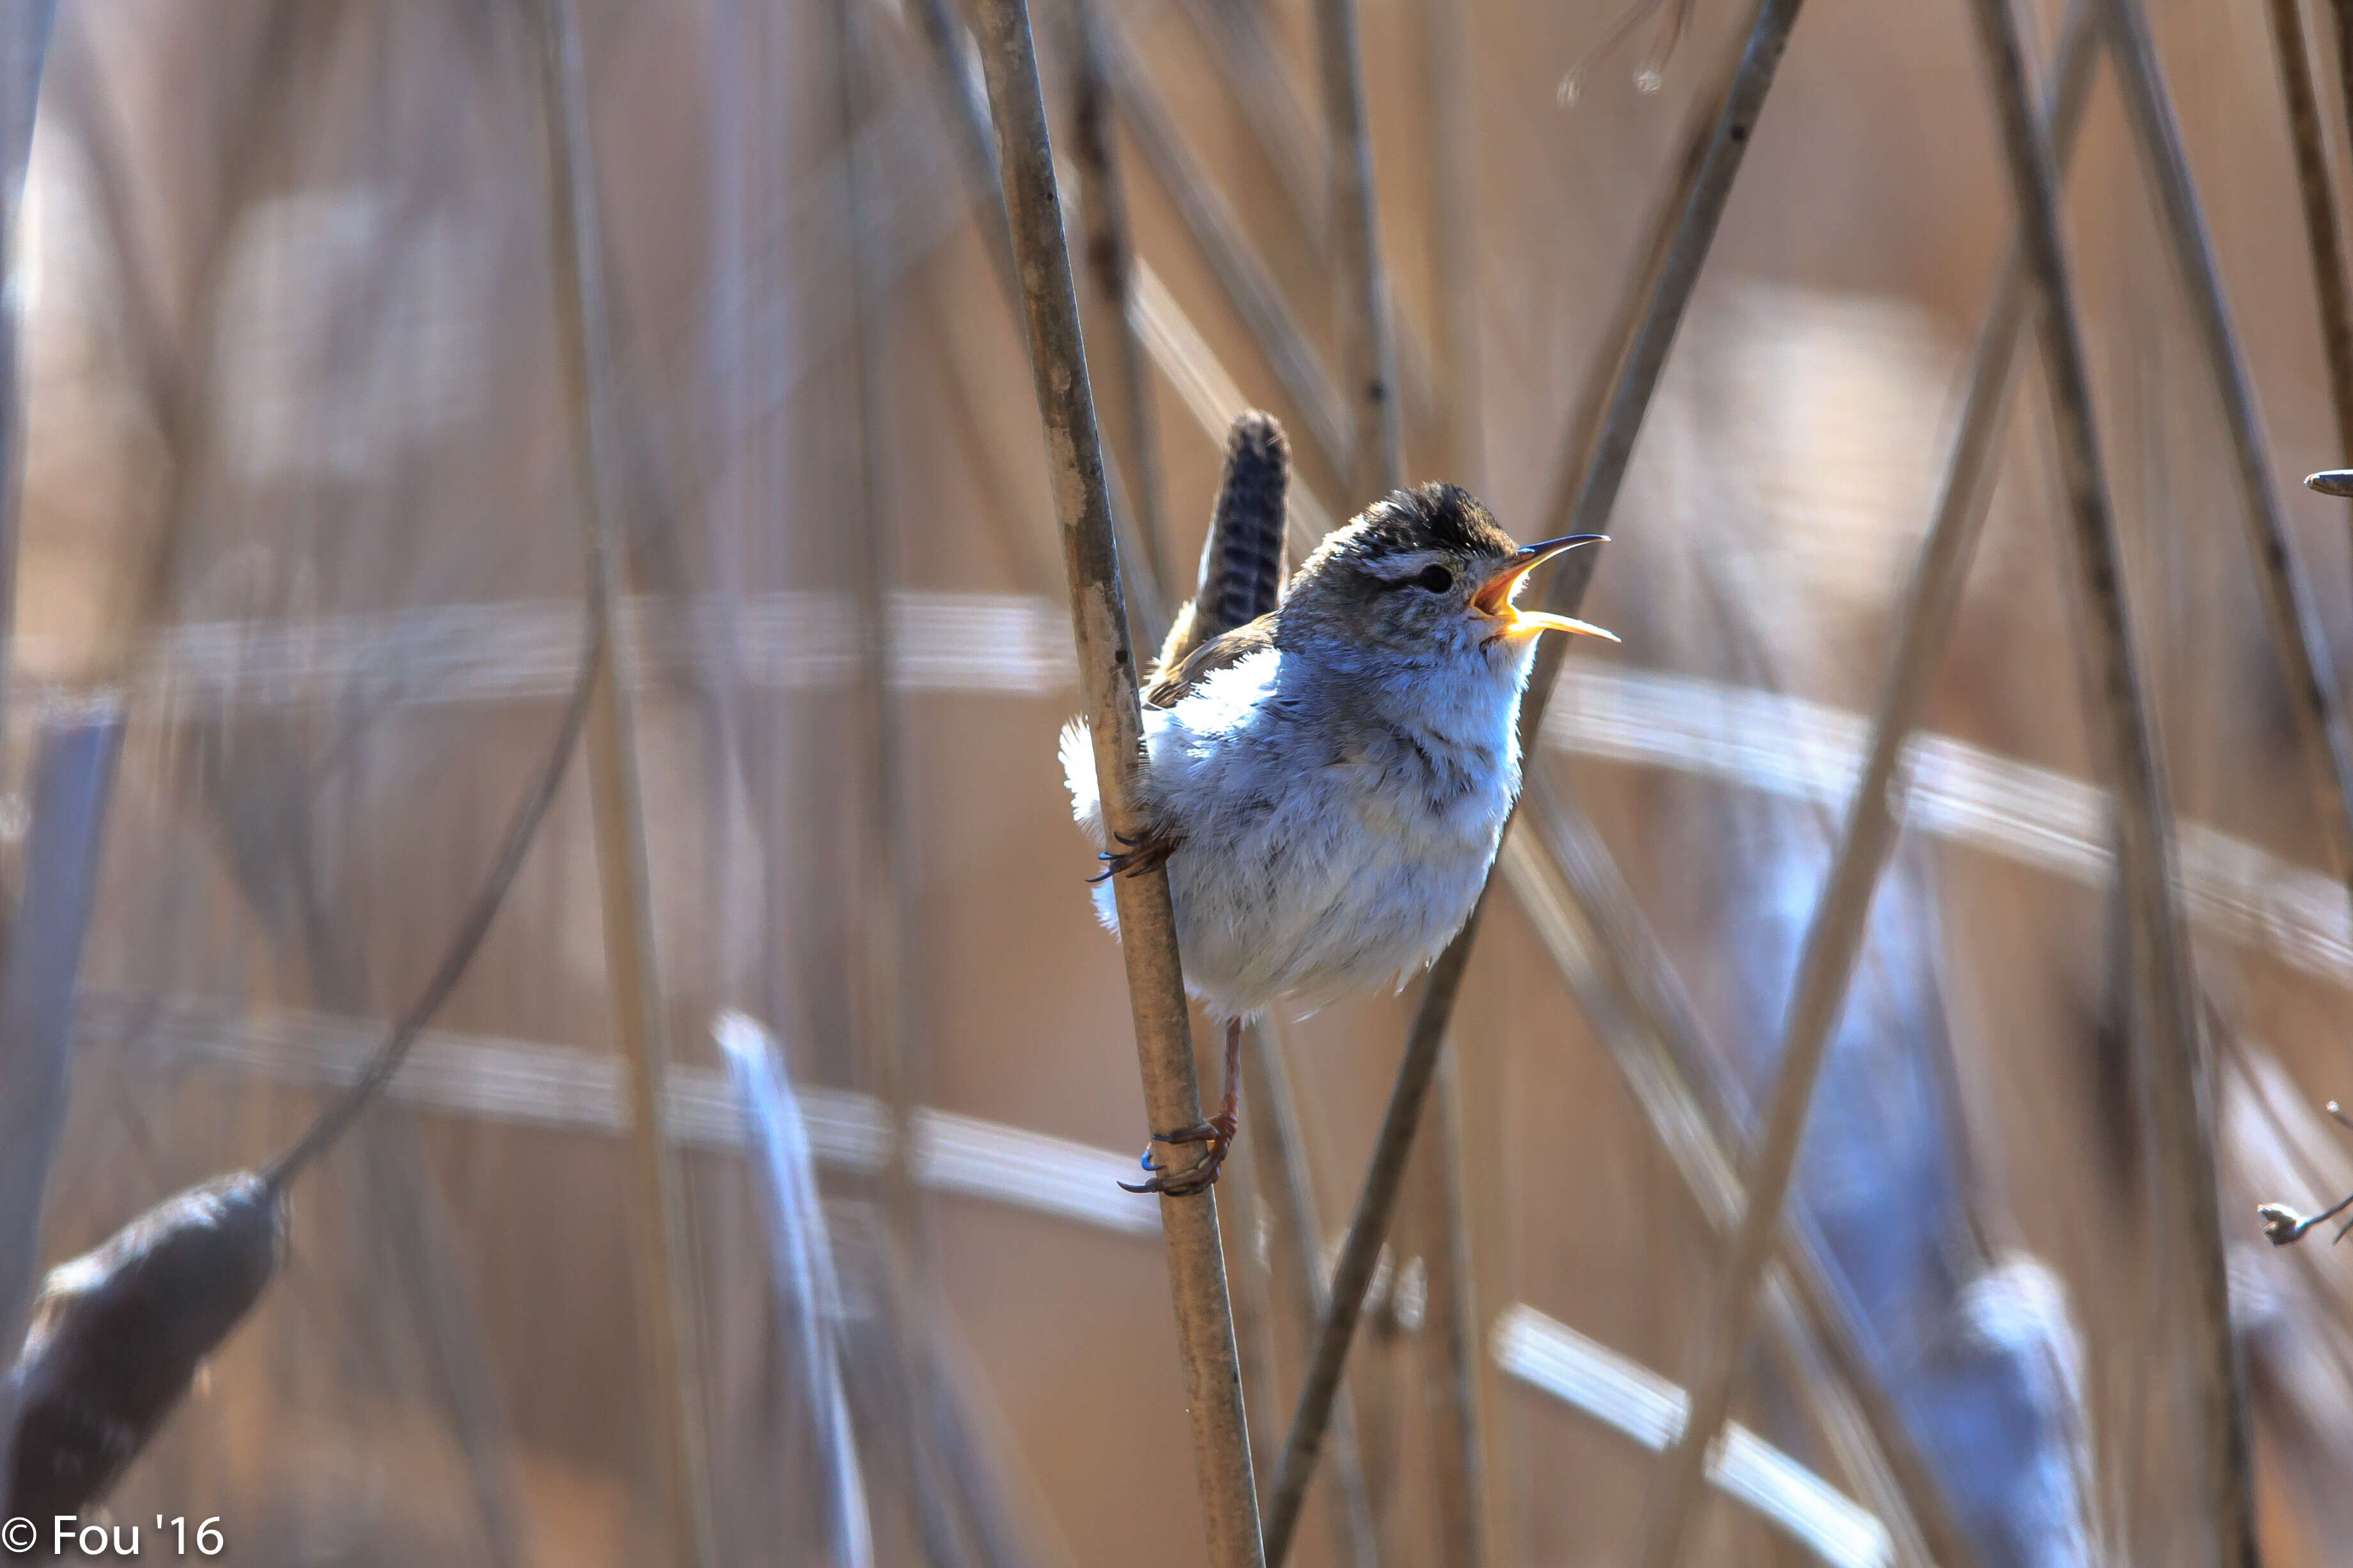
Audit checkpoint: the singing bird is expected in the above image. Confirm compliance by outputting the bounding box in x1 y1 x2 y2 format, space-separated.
1061 412 1616 1195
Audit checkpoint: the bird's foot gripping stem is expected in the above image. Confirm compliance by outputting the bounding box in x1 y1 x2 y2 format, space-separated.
1120 1020 1242 1197
1088 827 1182 883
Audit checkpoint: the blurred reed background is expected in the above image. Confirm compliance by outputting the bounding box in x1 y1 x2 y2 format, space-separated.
3 0 2353 1564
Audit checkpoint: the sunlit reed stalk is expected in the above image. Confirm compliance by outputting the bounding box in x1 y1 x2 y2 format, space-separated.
969 0 1264 1562
1259 3 1802 1558
527 2 717 1564
1955 1 2253 1564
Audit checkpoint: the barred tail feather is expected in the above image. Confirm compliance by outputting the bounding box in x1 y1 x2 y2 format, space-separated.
1155 411 1290 678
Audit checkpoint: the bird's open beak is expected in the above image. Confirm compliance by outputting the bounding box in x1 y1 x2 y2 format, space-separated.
1470 534 1619 641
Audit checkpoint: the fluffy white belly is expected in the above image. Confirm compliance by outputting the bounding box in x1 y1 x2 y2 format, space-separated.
1061 646 1522 1020
1157 811 1497 1018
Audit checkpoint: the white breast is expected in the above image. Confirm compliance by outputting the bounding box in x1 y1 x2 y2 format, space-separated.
1061 646 1532 1020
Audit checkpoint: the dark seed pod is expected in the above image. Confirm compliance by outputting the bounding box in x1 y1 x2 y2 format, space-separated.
4 1174 285 1523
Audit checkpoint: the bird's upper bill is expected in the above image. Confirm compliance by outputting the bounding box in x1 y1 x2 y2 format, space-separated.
1469 534 1620 642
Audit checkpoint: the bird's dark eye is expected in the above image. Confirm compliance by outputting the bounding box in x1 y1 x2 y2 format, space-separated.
1414 565 1455 593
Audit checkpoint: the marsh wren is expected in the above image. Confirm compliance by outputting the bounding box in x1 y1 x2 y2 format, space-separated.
1061 412 1615 1195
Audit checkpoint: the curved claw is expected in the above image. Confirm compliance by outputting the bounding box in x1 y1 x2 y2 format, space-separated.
1114 1115 1236 1197
1086 828 1184 885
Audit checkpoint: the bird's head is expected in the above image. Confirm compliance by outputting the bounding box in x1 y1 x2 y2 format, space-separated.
1278 483 1616 674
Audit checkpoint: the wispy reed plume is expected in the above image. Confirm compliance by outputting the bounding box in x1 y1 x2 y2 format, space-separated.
717 1012 875 1568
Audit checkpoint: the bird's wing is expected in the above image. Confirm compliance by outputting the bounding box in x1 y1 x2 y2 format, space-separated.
1152 411 1290 679
1146 614 1279 708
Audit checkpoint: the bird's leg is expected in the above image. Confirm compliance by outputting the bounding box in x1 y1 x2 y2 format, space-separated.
1088 826 1184 883
1120 1018 1243 1197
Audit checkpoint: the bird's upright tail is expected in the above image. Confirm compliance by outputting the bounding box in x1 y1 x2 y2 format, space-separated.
1153 411 1290 679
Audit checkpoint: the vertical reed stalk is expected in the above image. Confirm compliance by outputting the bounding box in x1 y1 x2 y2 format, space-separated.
833 0 936 1544
1313 0 1403 506
1241 1021 1380 1568
900 0 1167 640
529 4 715 1564
2107 0 2353 922
1416 1050 1489 1568
1065 0 1176 601
911 0 1022 304
2265 0 2353 467
1260 4 1803 1558
971 1 1264 1562
1963 1 2256 1564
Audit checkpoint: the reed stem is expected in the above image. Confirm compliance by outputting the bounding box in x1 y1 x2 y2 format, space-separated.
1962 1 2255 1562
971 0 1264 1560
2265 0 2353 469
1065 0 1177 603
2107 0 2353 948
529 3 716 1563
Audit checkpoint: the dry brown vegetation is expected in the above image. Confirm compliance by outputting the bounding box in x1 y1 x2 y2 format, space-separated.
4 0 2353 1565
